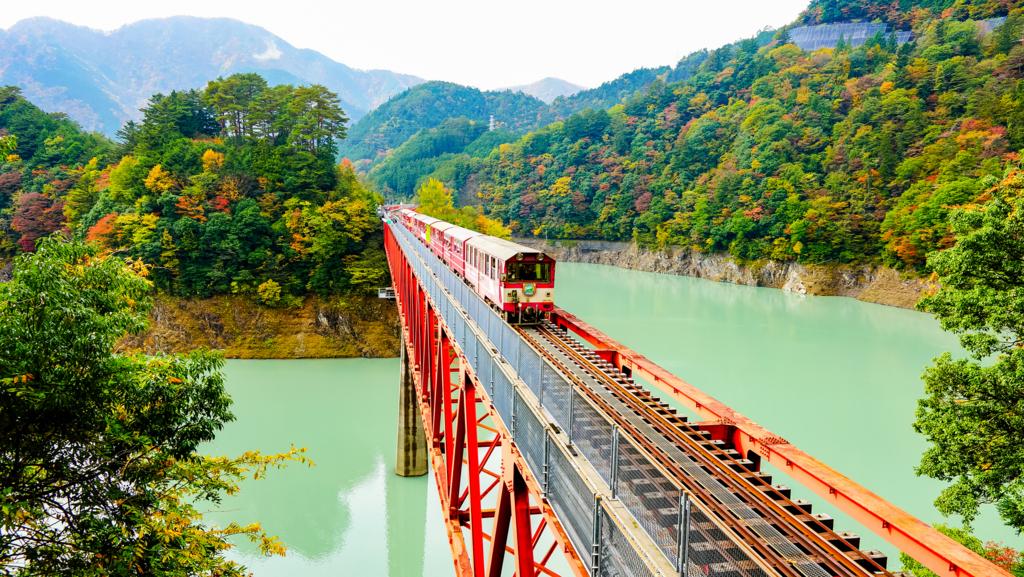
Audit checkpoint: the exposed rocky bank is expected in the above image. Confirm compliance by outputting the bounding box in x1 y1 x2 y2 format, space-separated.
519 239 932 309
119 294 400 358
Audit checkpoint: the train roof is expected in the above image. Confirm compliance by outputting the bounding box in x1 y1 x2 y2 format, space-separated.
445 225 481 243
409 212 442 226
431 221 458 233
467 234 547 261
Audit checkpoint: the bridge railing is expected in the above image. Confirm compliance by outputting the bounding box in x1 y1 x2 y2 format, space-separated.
388 219 768 577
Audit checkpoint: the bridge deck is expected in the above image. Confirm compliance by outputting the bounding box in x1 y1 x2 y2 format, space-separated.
383 210 1009 577
519 323 888 577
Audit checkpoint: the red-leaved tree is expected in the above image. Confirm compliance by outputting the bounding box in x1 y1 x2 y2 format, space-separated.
11 192 65 251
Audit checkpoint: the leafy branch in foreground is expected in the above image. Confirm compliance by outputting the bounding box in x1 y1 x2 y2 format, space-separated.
0 236 309 576
915 168 1024 533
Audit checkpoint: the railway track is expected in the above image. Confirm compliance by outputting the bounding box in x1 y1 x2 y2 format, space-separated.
517 322 893 577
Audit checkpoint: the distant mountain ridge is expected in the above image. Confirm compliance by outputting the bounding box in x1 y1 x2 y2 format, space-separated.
0 16 423 134
504 77 585 103
338 81 547 164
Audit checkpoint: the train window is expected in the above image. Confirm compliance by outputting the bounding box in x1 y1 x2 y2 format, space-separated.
507 261 551 283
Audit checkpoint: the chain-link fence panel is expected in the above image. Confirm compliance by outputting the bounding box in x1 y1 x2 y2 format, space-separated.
570 391 615 486
547 441 595 563
513 390 547 482
542 365 572 434
598 506 655 577
539 362 560 408
518 340 542 396
492 367 514 428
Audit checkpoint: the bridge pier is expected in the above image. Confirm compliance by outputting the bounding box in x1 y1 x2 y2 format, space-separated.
396 336 427 477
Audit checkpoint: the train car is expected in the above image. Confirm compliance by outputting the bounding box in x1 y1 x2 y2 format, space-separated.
407 211 441 245
386 206 555 322
465 235 555 321
397 208 418 231
428 221 456 258
443 225 481 278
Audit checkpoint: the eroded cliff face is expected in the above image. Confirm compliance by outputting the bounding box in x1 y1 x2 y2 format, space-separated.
520 239 932 309
118 295 400 358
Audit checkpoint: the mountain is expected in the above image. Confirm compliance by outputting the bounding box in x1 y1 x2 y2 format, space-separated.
366 117 518 198
448 3 1022 272
338 81 546 164
0 16 423 134
505 77 585 103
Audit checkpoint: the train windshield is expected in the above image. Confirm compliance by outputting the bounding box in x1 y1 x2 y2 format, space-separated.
506 260 551 283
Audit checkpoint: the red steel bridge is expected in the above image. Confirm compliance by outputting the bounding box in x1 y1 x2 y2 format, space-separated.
381 214 1009 577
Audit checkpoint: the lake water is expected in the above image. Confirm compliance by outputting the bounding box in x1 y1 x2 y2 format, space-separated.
204 262 1019 575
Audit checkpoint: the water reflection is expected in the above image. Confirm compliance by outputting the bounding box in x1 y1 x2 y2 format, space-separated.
202 359 452 577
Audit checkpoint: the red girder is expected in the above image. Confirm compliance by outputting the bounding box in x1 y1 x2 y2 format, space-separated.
550 307 1009 577
384 226 588 577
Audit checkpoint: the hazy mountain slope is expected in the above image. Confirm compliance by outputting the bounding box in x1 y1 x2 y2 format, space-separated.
0 16 423 134
505 77 585 103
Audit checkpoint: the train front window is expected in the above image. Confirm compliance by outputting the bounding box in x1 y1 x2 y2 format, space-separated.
506 261 550 283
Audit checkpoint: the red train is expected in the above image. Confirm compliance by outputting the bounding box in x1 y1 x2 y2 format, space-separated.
388 207 556 323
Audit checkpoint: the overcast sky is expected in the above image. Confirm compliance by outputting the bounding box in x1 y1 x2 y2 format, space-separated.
1 0 809 89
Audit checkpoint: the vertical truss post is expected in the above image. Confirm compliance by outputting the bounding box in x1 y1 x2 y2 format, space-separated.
610 427 620 499
677 492 691 576
591 496 603 575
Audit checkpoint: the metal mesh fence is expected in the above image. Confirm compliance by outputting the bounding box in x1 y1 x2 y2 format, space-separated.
599 506 655 577
492 365 513 428
543 367 572 433
514 391 547 480
518 341 542 396
392 221 725 576
615 435 682 564
547 440 595 562
540 362 560 408
477 341 493 396
570 391 615 485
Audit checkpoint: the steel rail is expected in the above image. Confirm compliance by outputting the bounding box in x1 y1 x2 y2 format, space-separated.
521 323 895 577
518 325 807 577
549 308 1010 577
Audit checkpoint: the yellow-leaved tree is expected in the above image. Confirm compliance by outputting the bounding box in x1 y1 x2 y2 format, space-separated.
414 178 510 238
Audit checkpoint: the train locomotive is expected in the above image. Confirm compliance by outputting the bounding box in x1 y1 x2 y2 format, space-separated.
388 207 556 323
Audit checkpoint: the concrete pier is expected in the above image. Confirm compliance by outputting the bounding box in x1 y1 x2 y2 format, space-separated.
396 338 427 477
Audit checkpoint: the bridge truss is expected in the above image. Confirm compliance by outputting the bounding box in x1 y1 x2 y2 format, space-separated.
382 216 1007 577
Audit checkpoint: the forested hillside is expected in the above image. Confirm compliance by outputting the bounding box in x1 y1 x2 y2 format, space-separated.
442 3 1024 271
0 73 386 301
351 32 780 202
800 0 1012 26
367 117 518 198
338 81 546 165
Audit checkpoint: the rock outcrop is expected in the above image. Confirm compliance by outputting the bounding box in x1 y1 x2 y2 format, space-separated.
119 295 400 358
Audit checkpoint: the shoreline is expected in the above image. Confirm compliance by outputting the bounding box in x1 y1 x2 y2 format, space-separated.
518 238 932 310
118 294 401 359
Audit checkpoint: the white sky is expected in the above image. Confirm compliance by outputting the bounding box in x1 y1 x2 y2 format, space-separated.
0 0 809 89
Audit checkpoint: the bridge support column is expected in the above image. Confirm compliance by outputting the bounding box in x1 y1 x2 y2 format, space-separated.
397 335 428 477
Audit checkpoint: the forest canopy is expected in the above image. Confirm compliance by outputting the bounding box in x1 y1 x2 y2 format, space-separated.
0 73 386 300
421 7 1024 271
